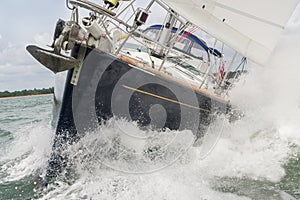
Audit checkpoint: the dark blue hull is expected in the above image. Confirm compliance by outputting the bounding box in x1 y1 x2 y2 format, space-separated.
44 45 229 184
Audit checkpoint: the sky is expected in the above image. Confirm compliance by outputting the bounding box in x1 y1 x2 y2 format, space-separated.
0 0 300 91
0 0 70 91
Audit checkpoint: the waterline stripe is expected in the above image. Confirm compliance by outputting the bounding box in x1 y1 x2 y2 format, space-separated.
122 85 210 112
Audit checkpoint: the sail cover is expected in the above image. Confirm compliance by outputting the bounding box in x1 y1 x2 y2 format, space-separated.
161 0 299 65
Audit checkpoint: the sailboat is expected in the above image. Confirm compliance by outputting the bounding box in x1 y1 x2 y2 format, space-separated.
27 0 299 186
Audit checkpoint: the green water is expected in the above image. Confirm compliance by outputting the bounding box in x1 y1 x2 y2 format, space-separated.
0 95 299 200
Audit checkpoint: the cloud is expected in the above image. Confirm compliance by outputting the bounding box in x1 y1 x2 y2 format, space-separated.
275 9 300 54
0 35 8 53
281 4 300 36
34 32 52 46
0 0 71 91
283 18 300 36
0 42 54 91
0 43 36 66
0 71 54 91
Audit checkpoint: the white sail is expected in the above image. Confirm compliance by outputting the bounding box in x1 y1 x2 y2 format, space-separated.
161 0 299 65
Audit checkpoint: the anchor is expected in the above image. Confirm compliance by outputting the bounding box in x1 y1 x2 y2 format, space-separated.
26 19 87 74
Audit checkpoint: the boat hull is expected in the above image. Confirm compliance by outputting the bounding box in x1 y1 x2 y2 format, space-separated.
45 46 229 184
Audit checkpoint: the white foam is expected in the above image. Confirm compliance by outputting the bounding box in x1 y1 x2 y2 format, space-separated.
2 19 300 199
0 122 53 182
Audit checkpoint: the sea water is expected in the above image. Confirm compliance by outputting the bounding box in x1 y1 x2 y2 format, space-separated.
0 76 299 200
1 38 300 200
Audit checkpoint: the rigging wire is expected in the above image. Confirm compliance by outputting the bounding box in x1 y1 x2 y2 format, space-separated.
234 57 247 72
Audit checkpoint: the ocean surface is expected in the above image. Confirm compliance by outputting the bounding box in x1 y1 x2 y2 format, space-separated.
1 35 300 199
0 84 299 200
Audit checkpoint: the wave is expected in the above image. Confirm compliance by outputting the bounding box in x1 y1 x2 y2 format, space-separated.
1 29 300 199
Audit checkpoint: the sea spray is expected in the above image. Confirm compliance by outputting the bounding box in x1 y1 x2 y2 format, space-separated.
1 14 300 199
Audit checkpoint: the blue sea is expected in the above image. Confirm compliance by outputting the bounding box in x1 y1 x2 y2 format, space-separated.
0 88 299 200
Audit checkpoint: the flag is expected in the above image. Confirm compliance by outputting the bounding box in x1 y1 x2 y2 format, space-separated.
216 62 225 84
